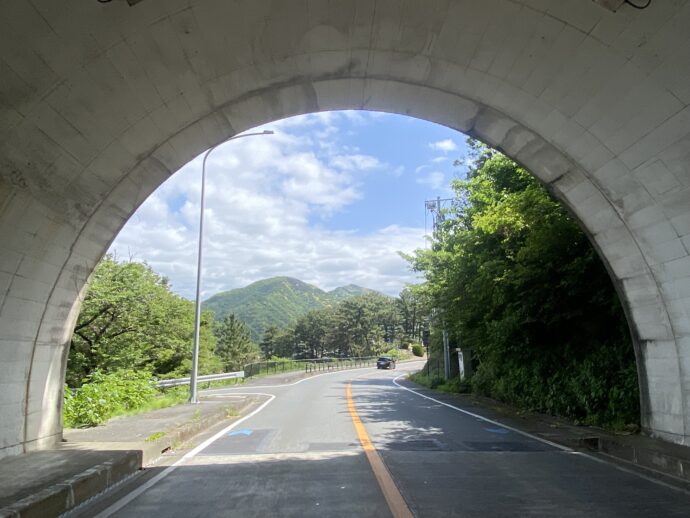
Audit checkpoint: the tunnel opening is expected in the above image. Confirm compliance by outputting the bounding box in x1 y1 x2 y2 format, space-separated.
62 109 641 437
1 0 689 482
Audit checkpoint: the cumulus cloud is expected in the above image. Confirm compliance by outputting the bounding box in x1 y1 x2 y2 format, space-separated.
416 171 446 190
110 112 423 299
429 139 457 152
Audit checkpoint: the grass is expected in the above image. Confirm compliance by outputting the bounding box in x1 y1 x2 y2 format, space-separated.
145 431 167 442
108 387 189 420
408 371 471 394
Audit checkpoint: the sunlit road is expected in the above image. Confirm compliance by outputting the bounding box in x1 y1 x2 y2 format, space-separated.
89 362 690 517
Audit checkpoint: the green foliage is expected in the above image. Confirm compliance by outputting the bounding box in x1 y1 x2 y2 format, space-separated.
409 372 470 393
63 369 158 427
411 344 425 357
384 348 401 360
146 431 167 442
409 140 639 428
252 292 406 359
202 276 382 342
213 314 261 371
397 286 431 343
68 255 220 387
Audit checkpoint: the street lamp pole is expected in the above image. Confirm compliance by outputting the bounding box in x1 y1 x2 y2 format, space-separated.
189 130 274 404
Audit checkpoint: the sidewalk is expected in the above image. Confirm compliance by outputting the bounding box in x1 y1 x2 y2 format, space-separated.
0 393 263 517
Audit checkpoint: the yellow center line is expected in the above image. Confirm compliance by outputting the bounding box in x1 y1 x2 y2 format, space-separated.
346 382 414 518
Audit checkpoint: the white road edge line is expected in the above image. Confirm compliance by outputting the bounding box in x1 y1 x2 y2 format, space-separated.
94 393 276 518
393 374 690 495
392 374 570 451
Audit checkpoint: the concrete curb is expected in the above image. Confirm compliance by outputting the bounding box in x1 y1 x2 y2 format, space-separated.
139 397 258 466
0 452 141 518
0 398 257 518
593 436 690 483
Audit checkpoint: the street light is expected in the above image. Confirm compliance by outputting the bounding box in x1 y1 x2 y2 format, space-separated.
189 129 274 404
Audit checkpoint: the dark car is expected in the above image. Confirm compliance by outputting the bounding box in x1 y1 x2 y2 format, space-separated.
376 357 396 369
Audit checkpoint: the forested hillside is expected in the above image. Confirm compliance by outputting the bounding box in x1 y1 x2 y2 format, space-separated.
202 276 381 341
409 140 639 429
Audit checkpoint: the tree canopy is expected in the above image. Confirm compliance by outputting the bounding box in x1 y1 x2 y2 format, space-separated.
67 256 220 386
409 141 639 428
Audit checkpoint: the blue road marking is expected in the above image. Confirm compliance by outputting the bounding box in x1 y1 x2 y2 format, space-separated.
228 429 253 437
484 427 510 434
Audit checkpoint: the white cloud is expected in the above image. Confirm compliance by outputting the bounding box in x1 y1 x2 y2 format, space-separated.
416 171 446 190
429 139 457 152
329 154 382 171
110 113 422 299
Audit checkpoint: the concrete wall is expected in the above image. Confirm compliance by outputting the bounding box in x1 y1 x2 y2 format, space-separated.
1 0 690 457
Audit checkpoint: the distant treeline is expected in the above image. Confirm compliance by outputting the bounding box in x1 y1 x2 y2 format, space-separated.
67 257 428 388
254 289 429 360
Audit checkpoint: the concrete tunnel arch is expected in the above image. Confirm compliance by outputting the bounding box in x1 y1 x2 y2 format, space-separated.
1 0 690 457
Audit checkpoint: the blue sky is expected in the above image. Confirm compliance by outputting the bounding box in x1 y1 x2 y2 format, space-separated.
110 111 471 299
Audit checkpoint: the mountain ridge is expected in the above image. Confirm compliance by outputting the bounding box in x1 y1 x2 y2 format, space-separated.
202 276 383 341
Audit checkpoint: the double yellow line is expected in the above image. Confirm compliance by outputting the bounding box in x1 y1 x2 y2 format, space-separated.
346 382 414 518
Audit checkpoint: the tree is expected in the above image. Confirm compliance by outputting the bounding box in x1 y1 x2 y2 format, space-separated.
409 140 639 427
214 314 261 371
293 309 330 358
259 326 281 359
397 285 431 343
68 256 219 387
322 293 393 357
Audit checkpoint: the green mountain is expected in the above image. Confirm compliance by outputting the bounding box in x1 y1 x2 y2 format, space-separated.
202 277 379 341
327 284 378 301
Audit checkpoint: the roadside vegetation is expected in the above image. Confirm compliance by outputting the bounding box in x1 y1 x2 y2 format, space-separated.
64 257 425 427
65 139 639 432
406 140 639 431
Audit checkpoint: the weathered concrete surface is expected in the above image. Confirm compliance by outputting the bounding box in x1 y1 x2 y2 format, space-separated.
0 396 256 517
1 0 690 456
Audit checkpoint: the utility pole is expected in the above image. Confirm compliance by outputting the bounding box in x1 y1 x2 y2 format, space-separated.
425 197 455 380
424 196 453 235
442 328 451 380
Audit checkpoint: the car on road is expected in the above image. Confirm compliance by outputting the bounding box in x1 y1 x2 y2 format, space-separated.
376 357 396 369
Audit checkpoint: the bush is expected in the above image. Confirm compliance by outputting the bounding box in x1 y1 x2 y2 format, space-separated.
64 369 158 427
409 372 470 394
411 344 424 357
384 348 401 360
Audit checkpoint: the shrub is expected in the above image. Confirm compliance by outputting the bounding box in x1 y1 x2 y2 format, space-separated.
411 344 424 357
384 348 401 360
64 369 157 427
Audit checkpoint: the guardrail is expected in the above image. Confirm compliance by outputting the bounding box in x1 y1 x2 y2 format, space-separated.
303 356 377 373
156 370 244 388
242 356 380 378
157 355 413 388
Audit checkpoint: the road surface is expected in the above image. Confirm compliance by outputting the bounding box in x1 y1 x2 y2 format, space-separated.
82 362 690 517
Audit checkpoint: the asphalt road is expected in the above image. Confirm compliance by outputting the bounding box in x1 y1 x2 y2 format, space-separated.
88 362 690 517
